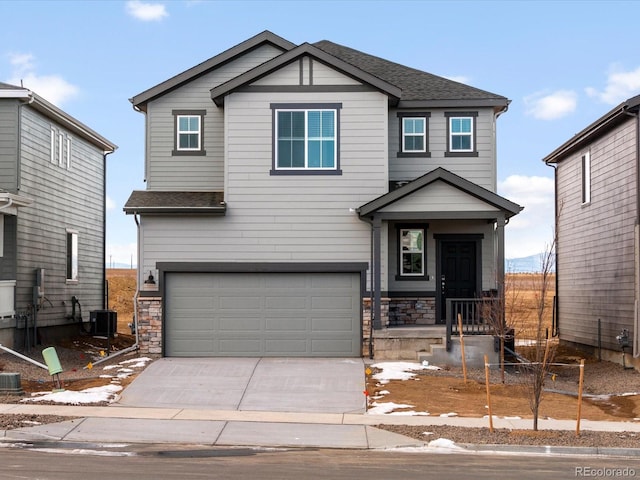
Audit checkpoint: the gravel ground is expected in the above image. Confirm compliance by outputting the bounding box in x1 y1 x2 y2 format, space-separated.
1 337 639 451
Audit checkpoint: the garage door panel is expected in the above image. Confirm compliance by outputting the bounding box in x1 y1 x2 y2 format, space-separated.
219 317 262 331
165 272 361 357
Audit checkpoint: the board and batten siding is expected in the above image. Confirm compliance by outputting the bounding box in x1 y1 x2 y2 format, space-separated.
15 106 106 327
388 108 497 191
144 43 284 191
140 85 389 288
0 100 19 191
556 116 637 351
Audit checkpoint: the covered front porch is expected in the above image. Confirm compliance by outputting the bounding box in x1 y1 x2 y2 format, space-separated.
357 168 522 362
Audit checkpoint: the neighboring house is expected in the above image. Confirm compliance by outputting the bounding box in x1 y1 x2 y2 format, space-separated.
543 94 640 368
0 82 116 349
124 31 522 359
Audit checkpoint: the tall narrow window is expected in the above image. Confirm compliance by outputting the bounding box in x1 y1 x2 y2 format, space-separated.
582 151 591 204
50 128 56 164
65 136 71 169
400 228 424 276
66 231 78 281
58 132 64 167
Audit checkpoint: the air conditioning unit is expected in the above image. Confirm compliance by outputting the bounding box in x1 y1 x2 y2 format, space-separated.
89 310 117 337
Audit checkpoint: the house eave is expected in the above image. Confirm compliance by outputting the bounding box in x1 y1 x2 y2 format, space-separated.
397 98 510 111
130 31 296 111
123 206 226 216
543 94 640 164
210 43 402 107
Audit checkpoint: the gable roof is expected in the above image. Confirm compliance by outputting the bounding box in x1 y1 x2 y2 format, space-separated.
358 167 523 219
543 94 640 164
130 31 296 110
210 42 402 107
313 41 509 110
0 83 116 152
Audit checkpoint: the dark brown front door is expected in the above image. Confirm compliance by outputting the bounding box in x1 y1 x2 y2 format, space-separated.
438 240 478 324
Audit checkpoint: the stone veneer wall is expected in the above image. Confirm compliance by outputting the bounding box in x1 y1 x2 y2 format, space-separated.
136 297 162 355
388 297 436 325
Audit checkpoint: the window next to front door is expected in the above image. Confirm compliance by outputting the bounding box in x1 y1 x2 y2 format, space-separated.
396 224 428 280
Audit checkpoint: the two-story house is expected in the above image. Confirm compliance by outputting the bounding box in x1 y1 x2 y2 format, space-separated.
0 82 117 349
125 31 522 359
543 94 640 369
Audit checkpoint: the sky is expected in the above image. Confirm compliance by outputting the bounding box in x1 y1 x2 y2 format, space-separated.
1 0 639 265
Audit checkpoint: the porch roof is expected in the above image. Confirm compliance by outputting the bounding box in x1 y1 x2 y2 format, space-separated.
123 191 226 215
357 167 523 220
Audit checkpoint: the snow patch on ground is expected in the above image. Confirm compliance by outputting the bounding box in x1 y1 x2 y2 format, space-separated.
371 361 440 383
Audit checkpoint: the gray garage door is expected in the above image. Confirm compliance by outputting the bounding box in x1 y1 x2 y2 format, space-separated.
164 272 362 357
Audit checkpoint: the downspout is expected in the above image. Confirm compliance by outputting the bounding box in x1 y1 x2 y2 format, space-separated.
89 215 140 368
102 150 114 310
544 159 558 337
357 213 376 359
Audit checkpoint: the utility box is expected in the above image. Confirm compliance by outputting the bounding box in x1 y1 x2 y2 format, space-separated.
89 309 117 337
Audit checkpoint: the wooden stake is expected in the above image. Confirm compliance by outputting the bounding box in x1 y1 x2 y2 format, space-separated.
576 359 585 436
458 313 467 383
484 354 494 432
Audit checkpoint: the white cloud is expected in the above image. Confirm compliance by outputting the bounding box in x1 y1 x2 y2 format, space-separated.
444 75 471 85
6 52 78 106
125 1 168 21
499 175 555 258
106 243 137 268
106 196 116 211
585 64 640 105
523 90 577 120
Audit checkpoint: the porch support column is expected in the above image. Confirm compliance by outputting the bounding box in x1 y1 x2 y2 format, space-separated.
496 214 506 302
373 216 382 330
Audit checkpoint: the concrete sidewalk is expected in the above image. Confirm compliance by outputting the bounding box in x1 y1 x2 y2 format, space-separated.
2 402 640 456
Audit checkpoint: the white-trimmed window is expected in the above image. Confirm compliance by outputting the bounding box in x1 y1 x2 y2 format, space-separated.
58 132 64 167
271 103 342 174
66 230 78 282
582 151 591 204
402 117 426 152
172 110 206 155
50 128 72 169
445 112 478 156
50 128 56 164
400 228 424 276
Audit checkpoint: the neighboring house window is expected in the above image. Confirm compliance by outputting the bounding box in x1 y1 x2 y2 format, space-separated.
0 215 4 257
397 112 430 157
49 128 72 169
270 103 342 175
582 151 591 204
66 231 78 282
398 225 428 279
445 112 478 157
172 110 206 156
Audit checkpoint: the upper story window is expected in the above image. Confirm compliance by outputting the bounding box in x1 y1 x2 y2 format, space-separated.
445 111 478 157
398 112 430 157
50 127 72 169
172 110 206 156
270 103 342 175
581 151 591 205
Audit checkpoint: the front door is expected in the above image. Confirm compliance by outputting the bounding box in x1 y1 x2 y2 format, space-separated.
437 240 478 324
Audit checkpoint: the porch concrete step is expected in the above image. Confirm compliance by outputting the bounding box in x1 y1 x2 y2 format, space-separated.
418 336 499 369
372 328 444 361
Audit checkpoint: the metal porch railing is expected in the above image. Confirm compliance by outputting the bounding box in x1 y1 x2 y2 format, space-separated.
445 297 502 351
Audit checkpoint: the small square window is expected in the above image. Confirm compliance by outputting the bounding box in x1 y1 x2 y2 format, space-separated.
172 110 206 155
445 112 478 156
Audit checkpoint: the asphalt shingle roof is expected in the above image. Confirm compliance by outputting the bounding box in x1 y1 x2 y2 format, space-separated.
124 191 225 214
313 40 507 103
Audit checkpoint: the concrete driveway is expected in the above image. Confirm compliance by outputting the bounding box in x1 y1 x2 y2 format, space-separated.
114 357 366 414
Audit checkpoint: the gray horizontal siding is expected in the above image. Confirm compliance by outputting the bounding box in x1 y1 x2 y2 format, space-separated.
15 106 106 326
0 100 19 191
388 108 496 191
145 43 284 191
556 117 636 350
